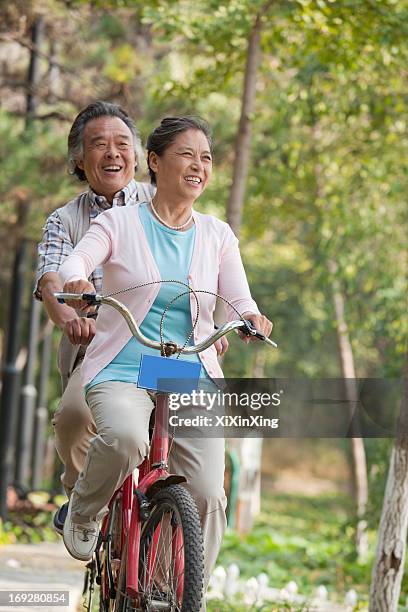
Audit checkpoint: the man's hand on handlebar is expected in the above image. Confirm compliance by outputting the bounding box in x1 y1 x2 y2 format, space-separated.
62 280 97 312
64 317 96 346
239 312 273 345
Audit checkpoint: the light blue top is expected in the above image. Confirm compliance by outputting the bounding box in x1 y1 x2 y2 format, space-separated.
87 202 212 391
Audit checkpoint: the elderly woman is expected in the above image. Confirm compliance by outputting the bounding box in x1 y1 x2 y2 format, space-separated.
59 116 272 589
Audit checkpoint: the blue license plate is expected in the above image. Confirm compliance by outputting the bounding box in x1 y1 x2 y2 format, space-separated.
137 354 201 393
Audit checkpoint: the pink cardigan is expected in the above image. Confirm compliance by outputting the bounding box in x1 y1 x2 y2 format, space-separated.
59 206 260 385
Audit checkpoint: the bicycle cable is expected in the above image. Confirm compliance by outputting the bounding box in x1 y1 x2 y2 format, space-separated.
103 280 254 358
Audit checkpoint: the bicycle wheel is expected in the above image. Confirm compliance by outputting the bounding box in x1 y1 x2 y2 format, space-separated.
99 495 124 612
118 484 204 612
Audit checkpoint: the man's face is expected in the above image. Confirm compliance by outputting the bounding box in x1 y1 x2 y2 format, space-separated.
77 116 136 201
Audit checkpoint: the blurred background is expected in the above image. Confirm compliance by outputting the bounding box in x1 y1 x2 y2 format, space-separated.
0 1 407 609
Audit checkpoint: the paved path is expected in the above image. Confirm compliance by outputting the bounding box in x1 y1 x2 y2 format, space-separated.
0 542 86 612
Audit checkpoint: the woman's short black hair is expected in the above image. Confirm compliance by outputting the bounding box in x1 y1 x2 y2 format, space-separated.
146 116 212 184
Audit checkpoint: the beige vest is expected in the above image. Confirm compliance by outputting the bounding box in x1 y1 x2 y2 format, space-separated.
56 183 154 390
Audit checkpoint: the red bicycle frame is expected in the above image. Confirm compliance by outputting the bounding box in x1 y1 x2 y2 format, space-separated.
101 392 186 601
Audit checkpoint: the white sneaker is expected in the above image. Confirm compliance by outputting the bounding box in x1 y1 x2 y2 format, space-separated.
63 495 99 561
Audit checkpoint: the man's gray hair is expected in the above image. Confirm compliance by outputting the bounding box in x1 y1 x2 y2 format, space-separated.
68 101 143 181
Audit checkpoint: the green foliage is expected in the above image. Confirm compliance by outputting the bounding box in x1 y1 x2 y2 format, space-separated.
0 110 75 238
211 489 408 608
0 511 59 545
219 493 367 594
364 438 394 528
207 600 309 612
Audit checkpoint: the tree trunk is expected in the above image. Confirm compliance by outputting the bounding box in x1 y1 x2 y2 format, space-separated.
311 115 369 558
226 4 271 533
26 16 44 122
370 358 408 611
226 7 268 237
47 38 60 101
329 259 369 559
234 350 266 532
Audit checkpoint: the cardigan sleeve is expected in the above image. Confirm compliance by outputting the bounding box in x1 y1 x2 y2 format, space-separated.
217 225 261 321
59 214 113 285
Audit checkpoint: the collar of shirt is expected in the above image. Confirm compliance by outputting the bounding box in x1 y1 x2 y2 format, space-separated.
87 179 138 212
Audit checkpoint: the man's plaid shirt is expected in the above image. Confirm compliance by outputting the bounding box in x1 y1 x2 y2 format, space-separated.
35 179 153 299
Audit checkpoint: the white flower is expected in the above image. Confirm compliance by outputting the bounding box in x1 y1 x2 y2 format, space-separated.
286 580 298 594
315 585 328 601
224 564 240 597
244 577 260 604
345 589 358 606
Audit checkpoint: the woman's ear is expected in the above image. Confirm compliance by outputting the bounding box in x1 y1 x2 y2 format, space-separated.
148 151 159 174
76 157 84 170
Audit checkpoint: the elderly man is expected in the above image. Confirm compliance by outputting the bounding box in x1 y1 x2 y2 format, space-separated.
35 101 155 531
35 101 228 534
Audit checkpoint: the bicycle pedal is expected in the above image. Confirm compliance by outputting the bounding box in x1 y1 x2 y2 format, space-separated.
135 489 151 521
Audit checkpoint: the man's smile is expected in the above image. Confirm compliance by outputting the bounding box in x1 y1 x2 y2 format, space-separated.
102 164 123 173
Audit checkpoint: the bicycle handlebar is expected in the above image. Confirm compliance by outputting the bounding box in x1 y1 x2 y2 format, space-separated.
54 292 278 351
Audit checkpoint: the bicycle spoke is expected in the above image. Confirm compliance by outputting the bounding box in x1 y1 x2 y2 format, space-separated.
140 518 171 592
138 506 185 609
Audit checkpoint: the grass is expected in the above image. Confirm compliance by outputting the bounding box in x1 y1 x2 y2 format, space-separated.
208 492 372 611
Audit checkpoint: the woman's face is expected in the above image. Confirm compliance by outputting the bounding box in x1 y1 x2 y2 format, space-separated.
150 129 212 202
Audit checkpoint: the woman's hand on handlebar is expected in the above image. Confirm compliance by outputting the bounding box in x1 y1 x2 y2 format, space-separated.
214 336 229 357
239 312 273 344
62 279 96 312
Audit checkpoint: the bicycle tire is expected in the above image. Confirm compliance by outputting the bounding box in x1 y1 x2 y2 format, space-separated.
116 484 204 612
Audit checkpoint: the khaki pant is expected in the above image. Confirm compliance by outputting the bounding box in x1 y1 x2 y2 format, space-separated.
53 372 227 594
52 362 97 495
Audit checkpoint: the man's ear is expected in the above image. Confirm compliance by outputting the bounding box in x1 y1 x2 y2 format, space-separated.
76 157 84 170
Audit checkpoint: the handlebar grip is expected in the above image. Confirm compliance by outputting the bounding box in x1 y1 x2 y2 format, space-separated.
241 319 257 336
55 292 98 305
254 330 267 341
82 293 99 304
241 319 278 347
